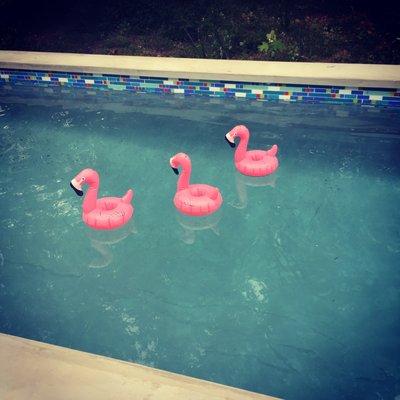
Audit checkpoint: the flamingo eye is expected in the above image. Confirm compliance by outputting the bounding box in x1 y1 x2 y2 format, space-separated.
81 177 85 181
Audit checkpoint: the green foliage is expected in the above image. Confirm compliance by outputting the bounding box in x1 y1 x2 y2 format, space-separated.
0 0 398 64
258 30 285 58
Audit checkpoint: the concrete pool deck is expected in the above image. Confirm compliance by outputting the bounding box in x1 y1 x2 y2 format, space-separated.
0 333 279 400
0 50 399 88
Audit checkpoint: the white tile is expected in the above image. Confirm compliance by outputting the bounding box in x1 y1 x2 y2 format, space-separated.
369 95 383 101
172 88 184 94
163 80 174 85
58 77 68 83
235 92 246 98
279 94 291 101
338 89 352 95
41 76 51 82
84 79 94 84
225 83 236 89
211 87 221 92
251 89 263 95
0 74 9 79
267 86 281 91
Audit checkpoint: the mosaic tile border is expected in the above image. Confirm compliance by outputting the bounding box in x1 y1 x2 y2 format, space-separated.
1 68 399 107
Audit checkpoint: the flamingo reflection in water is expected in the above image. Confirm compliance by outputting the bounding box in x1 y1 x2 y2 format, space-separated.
176 210 221 245
230 171 277 210
85 219 137 268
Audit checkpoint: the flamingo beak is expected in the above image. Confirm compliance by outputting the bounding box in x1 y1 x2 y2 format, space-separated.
225 132 235 148
170 157 179 175
70 178 83 196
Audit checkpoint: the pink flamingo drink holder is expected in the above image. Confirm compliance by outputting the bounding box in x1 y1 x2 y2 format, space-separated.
225 125 279 177
70 168 134 230
170 152 223 217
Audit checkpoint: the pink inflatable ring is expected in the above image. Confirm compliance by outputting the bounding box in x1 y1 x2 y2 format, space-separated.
70 168 134 230
225 125 279 177
170 153 223 217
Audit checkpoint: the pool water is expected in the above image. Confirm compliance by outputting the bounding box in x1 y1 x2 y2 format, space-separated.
0 87 400 400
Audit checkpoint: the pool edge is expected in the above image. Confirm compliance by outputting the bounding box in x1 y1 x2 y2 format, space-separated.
1 50 399 88
0 333 280 400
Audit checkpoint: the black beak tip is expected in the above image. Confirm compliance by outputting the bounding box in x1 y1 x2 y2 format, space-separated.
70 182 83 196
171 167 179 175
225 136 236 148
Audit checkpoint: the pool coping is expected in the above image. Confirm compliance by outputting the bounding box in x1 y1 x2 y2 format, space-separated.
0 333 279 399
1 50 399 88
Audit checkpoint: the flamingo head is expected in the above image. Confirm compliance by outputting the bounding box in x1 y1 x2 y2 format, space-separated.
170 153 191 175
70 168 99 196
225 125 249 148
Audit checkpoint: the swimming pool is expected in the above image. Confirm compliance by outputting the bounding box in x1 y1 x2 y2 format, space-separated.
0 85 399 399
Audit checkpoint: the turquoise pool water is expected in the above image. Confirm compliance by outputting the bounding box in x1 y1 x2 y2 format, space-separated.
0 87 399 399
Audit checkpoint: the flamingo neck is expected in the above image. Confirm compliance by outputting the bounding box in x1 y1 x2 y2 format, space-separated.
234 129 249 162
82 184 98 213
177 163 191 191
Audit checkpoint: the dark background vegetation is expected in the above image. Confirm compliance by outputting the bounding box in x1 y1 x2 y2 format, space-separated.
1 0 399 63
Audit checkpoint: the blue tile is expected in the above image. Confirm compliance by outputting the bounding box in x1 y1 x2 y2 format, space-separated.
139 76 167 80
263 90 286 96
310 92 332 98
143 79 164 84
2 68 398 108
265 94 280 100
383 96 400 101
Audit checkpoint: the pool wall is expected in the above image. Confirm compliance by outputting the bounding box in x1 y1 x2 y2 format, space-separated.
1 51 400 107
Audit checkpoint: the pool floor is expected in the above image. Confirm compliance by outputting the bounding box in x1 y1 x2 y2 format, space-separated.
0 87 400 399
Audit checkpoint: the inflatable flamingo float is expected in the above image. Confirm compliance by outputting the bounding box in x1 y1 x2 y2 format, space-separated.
225 125 279 177
70 168 134 230
170 153 223 216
